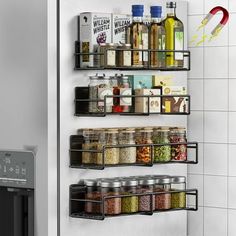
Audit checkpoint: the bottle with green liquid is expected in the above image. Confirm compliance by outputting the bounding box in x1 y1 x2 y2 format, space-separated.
163 2 184 68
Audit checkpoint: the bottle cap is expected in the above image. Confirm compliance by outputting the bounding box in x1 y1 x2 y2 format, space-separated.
166 2 177 8
132 5 144 17
150 6 162 18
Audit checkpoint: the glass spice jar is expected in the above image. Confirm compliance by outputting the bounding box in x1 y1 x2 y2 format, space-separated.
138 178 155 212
121 179 139 213
99 43 117 68
85 179 101 214
169 127 187 161
100 180 121 215
112 75 132 113
154 177 171 210
171 176 186 209
136 128 153 164
119 128 136 164
153 127 171 162
116 43 132 67
97 129 120 165
82 129 99 165
88 74 113 114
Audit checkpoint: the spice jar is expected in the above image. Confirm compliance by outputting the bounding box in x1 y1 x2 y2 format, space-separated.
100 180 121 215
169 127 187 161
154 177 171 210
136 128 153 164
99 43 117 68
138 178 155 212
153 127 171 162
85 179 101 214
88 74 113 113
171 176 186 209
97 129 120 165
82 129 99 164
119 128 136 164
112 75 132 113
121 179 139 213
116 44 132 67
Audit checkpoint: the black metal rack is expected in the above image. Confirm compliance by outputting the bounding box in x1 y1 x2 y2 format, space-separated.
74 41 191 71
70 184 198 220
70 135 198 169
75 87 191 117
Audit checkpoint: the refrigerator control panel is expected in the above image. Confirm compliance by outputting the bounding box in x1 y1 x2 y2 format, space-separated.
0 150 34 189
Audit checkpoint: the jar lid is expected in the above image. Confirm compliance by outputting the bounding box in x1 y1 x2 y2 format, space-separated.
139 178 155 185
171 176 186 183
120 128 135 133
155 177 171 184
121 179 138 187
105 128 119 133
101 180 121 188
84 179 98 187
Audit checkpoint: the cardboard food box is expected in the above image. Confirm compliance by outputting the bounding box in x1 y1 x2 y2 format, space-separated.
112 14 132 43
162 86 188 113
128 75 152 89
135 88 162 113
152 75 173 87
79 12 112 68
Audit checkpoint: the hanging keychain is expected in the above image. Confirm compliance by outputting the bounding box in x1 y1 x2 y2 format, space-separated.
190 6 229 46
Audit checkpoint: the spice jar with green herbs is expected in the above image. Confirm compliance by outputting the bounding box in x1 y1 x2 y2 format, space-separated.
136 128 153 164
153 127 171 162
171 176 186 209
121 179 139 213
97 129 119 165
154 177 171 210
119 128 136 164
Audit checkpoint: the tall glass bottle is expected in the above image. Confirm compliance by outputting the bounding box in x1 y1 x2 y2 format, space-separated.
149 6 166 68
163 2 184 68
126 5 149 67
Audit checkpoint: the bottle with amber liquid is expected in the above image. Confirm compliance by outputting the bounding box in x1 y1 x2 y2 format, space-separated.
149 6 166 68
126 5 149 67
163 2 184 68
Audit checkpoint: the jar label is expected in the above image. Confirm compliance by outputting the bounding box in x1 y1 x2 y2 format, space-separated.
123 51 131 66
142 33 148 62
98 88 113 106
106 50 116 66
120 88 132 106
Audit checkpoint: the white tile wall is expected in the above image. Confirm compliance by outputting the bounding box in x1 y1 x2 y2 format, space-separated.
204 144 228 175
188 0 204 15
188 1 235 235
204 79 228 111
204 208 228 236
204 175 227 208
204 112 228 143
188 174 204 206
204 47 228 79
188 143 204 174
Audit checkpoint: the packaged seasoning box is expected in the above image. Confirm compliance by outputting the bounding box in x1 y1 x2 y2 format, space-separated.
135 88 162 113
112 14 132 43
128 75 152 89
152 75 173 87
162 86 188 113
79 12 112 68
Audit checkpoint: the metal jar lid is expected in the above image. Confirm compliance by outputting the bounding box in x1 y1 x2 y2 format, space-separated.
121 179 138 187
120 128 135 133
101 180 121 188
84 179 98 187
166 2 176 8
139 178 155 186
171 176 186 183
155 177 171 184
105 128 119 134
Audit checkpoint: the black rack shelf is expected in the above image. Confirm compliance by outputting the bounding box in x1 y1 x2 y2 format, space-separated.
74 41 191 71
70 135 198 169
75 87 191 117
70 184 198 220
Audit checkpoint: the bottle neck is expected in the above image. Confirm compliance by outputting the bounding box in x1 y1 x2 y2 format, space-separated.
167 7 176 16
151 17 162 23
132 16 143 22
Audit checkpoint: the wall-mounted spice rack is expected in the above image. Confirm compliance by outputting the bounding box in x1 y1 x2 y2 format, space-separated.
74 41 191 71
70 184 198 220
70 135 198 170
75 87 191 117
